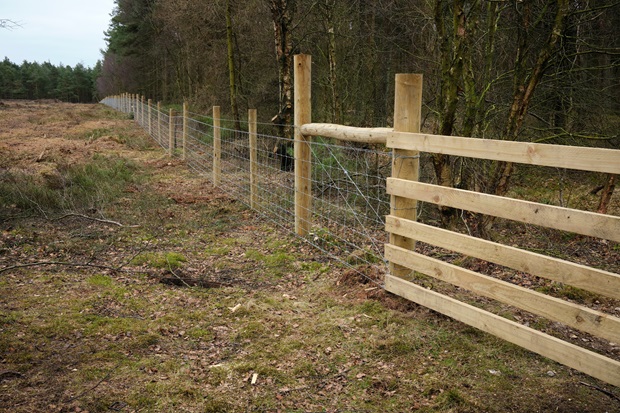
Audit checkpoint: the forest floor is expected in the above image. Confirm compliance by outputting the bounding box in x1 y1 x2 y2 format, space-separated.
0 101 619 412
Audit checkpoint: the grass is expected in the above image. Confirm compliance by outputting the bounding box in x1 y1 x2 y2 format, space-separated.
130 251 188 269
0 153 140 216
0 102 618 412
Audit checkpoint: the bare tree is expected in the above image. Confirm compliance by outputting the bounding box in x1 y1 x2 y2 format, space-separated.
0 19 22 30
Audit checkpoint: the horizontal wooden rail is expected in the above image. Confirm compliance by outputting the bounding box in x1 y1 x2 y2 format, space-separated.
300 123 391 144
385 244 620 343
385 216 620 300
387 179 620 243
387 132 620 174
384 274 620 388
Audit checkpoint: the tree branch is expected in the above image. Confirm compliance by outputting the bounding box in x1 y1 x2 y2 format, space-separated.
52 213 139 227
64 363 121 403
579 381 620 403
0 19 22 30
0 261 124 275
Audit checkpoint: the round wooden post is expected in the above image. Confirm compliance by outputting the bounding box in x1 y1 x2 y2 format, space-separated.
168 108 175 157
157 101 162 143
294 54 312 236
213 106 221 186
141 96 145 127
148 99 153 136
389 74 423 278
249 109 258 208
182 101 188 160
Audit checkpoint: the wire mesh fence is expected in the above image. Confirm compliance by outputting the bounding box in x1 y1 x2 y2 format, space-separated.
101 96 391 285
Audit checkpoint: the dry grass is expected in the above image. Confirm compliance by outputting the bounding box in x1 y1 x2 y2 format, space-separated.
0 101 618 412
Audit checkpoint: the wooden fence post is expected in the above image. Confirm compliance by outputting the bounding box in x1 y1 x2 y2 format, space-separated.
168 108 175 157
148 99 153 136
157 101 162 143
141 96 145 127
249 108 258 208
213 106 221 186
182 101 188 161
294 54 312 236
389 74 423 278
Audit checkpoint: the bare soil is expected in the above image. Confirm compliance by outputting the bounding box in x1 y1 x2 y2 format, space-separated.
1 101 619 412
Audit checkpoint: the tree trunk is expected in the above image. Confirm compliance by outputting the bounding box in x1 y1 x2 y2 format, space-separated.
226 0 241 132
597 174 616 214
320 0 341 124
432 0 467 227
269 0 295 140
491 0 569 198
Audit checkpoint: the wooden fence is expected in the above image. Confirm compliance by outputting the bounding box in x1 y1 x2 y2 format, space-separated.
382 129 620 387
299 69 620 387
105 54 620 388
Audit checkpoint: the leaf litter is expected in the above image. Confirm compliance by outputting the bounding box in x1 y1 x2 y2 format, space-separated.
0 101 618 412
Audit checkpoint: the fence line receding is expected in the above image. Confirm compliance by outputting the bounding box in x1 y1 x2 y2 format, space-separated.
101 56 620 388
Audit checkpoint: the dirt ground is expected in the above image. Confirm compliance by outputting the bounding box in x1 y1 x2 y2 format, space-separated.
1 101 619 412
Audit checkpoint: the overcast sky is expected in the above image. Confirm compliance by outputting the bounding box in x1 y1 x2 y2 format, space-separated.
1 0 115 68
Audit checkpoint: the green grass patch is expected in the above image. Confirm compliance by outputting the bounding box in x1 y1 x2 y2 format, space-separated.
131 251 187 269
0 154 141 215
87 274 115 288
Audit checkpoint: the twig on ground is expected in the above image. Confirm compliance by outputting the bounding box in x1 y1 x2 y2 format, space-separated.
53 213 139 227
64 363 121 403
0 371 25 381
579 381 620 403
116 240 154 271
166 265 193 288
0 261 124 275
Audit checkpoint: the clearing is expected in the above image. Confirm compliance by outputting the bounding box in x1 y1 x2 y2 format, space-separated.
0 101 618 412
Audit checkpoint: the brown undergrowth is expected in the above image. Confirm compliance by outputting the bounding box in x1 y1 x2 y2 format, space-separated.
0 101 618 412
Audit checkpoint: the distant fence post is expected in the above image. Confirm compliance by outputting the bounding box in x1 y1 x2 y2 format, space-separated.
148 99 152 136
168 108 175 157
157 101 162 143
294 54 312 236
213 106 221 186
249 108 258 208
389 74 423 277
141 96 145 127
182 101 188 161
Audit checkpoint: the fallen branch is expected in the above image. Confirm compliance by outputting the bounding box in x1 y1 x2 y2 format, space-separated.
65 363 121 403
0 261 123 275
165 267 193 288
0 371 25 381
579 381 620 403
52 213 139 227
159 275 228 289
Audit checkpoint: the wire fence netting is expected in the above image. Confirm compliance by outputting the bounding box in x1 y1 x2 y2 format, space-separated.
101 97 392 286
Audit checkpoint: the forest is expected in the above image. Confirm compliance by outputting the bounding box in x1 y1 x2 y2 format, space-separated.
97 0 619 227
0 58 100 102
98 0 619 135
